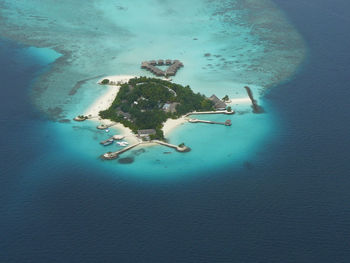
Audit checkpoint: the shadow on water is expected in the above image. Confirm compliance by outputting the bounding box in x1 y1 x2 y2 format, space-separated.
118 157 134 164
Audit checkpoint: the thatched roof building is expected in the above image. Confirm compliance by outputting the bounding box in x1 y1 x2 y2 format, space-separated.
140 59 184 77
209 95 227 110
141 61 148 68
162 102 179 113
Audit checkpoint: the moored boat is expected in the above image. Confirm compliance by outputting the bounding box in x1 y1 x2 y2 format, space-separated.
102 139 114 146
117 141 129 147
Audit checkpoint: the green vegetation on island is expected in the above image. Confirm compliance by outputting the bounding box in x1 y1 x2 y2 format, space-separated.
101 79 110 84
222 95 229 101
99 77 214 139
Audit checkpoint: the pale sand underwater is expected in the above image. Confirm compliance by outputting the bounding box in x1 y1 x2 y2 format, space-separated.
0 0 306 176
0 0 306 118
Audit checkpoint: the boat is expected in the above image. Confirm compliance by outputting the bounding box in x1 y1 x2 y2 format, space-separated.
102 139 114 146
105 129 110 132
117 141 129 147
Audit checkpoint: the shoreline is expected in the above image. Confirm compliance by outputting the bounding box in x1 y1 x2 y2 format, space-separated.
162 116 188 137
83 75 140 144
83 74 190 140
84 75 136 117
83 74 254 142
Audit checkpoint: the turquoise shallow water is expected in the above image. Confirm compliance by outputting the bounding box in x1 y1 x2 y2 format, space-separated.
2 1 350 261
0 0 305 178
49 95 277 179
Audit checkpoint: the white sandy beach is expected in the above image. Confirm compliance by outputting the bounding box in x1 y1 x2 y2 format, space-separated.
83 75 252 141
84 75 140 144
84 74 189 140
162 116 188 137
84 75 136 117
162 97 252 136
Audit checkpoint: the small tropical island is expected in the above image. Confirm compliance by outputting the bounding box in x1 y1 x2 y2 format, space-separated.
75 75 235 160
99 77 215 140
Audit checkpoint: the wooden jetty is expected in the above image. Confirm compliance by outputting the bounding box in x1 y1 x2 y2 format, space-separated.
101 142 142 160
101 139 192 160
185 110 234 116
153 140 191 152
188 119 232 126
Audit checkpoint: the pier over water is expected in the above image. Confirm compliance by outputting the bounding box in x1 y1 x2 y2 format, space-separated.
185 110 234 116
101 142 142 160
153 140 191 152
188 119 232 126
141 59 183 77
101 140 191 160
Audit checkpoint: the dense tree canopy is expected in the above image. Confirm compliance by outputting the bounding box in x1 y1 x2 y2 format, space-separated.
101 79 109 84
99 77 214 139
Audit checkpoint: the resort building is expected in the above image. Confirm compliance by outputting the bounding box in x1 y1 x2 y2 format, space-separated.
137 129 156 140
209 95 227 110
141 61 149 69
117 110 132 121
162 102 179 113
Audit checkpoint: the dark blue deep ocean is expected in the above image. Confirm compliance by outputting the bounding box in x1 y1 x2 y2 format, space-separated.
1 0 350 262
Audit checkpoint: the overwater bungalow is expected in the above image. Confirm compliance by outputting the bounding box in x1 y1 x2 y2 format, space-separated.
166 70 175 76
141 61 149 68
140 59 184 77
